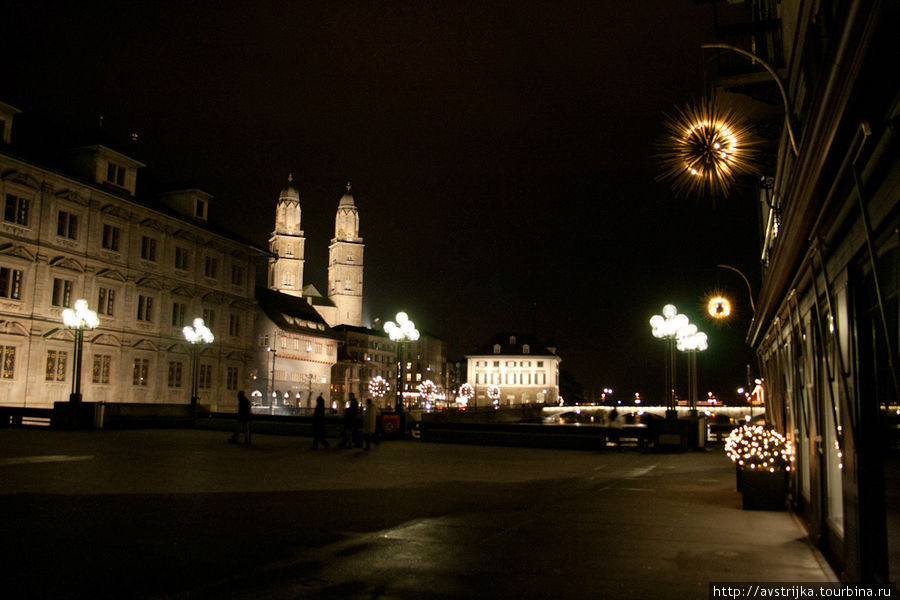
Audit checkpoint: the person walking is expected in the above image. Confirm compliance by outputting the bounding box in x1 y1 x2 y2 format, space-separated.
362 398 378 450
311 394 330 450
231 390 252 445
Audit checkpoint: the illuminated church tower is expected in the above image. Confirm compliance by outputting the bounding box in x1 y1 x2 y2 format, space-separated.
327 183 364 326
268 174 305 297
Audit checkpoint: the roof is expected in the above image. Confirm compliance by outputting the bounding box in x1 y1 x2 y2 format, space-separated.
467 332 559 357
255 287 338 338
301 284 336 307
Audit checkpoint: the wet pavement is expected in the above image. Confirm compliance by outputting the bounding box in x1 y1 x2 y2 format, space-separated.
0 429 835 599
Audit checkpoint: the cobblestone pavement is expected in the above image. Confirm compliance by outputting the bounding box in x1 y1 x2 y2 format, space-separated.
0 429 834 599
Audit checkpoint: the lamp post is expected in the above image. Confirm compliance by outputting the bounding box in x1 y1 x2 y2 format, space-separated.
384 312 419 412
62 299 100 404
676 325 709 416
183 317 214 419
650 304 690 419
267 346 276 411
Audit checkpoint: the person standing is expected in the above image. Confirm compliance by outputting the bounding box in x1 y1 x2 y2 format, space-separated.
231 390 252 445
343 394 359 448
362 398 378 450
312 394 330 450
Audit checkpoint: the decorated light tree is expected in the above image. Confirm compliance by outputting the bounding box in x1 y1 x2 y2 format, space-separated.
486 385 501 407
368 376 390 406
457 383 474 406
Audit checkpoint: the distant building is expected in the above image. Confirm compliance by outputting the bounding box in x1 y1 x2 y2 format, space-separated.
465 333 560 406
252 287 338 409
330 324 397 409
0 102 263 410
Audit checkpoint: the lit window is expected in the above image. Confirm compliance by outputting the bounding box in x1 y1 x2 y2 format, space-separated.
1 345 16 379
0 267 23 300
3 194 29 226
132 358 149 386
92 354 111 384
45 350 67 381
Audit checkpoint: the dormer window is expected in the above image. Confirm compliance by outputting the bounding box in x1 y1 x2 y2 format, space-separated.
106 162 126 187
509 336 516 345
522 344 530 354
493 344 501 354
195 198 206 220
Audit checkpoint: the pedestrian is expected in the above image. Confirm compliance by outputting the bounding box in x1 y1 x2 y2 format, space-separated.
342 394 359 448
230 390 252 445
362 398 378 450
607 407 622 451
311 394 330 450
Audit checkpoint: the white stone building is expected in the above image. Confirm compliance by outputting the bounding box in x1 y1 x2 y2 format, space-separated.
0 102 263 410
466 333 561 407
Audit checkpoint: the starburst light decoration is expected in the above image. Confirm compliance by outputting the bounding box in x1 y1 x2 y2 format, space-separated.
418 379 437 400
457 383 474 404
486 385 500 401
707 296 732 320
368 376 389 398
725 424 794 472
657 97 755 198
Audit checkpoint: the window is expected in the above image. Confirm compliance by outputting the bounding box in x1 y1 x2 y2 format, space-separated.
45 350 67 381
107 162 126 186
506 361 516 367
493 360 500 368
57 211 78 240
204 256 217 278
537 361 544 368
0 267 23 300
259 334 269 347
51 278 73 307
231 265 244 285
167 361 183 388
226 366 239 391
92 354 111 384
101 224 120 251
522 344 530 355
132 358 149 386
171 302 186 327
137 295 153 322
195 198 205 219
141 236 157 261
283 272 293 286
4 194 29 226
280 335 287 349
199 364 212 389
1 345 16 379
202 308 215 329
229 314 240 337
97 287 115 316
175 247 190 270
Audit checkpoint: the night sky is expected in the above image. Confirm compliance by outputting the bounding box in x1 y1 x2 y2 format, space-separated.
3 1 763 402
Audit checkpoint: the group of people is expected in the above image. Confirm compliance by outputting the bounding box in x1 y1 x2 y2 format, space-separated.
313 393 378 450
230 391 380 450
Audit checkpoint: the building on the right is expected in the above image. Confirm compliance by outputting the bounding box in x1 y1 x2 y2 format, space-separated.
717 0 899 584
466 333 561 407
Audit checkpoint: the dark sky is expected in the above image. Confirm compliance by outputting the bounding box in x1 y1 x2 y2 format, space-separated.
3 0 763 402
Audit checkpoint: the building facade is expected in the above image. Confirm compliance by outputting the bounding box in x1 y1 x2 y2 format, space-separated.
0 103 262 410
330 324 397 409
466 333 560 406
713 0 900 584
252 287 337 409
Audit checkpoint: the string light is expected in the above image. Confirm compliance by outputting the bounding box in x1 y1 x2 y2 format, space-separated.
368 376 389 399
457 383 474 404
725 424 795 473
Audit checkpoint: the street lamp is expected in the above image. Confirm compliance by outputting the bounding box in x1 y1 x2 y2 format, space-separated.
266 346 276 410
62 299 100 403
183 317 214 418
384 311 419 412
676 325 709 416
650 304 691 419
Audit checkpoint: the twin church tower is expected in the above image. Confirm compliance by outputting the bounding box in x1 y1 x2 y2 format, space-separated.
267 175 364 328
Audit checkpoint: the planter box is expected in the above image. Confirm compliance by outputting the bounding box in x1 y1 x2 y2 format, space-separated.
741 468 786 511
